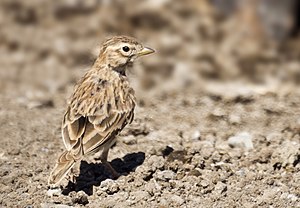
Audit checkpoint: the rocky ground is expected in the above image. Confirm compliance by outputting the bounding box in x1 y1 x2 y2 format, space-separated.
0 0 300 207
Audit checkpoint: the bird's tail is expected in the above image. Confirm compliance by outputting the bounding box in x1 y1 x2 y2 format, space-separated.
48 150 77 186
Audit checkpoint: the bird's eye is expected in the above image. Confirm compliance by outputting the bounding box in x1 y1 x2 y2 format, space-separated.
122 46 130 52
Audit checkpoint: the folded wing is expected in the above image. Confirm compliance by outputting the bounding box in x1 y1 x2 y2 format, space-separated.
61 75 135 158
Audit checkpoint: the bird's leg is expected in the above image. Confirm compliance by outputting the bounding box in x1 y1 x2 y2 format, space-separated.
67 161 80 183
100 148 120 179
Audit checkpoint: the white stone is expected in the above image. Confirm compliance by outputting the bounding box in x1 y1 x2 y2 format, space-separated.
192 130 201 140
228 132 254 150
46 188 61 197
155 170 175 181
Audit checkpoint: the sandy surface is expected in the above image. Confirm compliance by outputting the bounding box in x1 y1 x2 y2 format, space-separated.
0 0 300 207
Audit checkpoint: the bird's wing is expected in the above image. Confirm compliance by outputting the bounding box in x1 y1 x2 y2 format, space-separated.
61 75 135 157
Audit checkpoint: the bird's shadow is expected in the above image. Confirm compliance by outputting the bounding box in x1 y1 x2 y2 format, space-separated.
62 151 145 196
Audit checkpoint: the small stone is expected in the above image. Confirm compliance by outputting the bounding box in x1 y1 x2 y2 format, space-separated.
171 195 185 205
182 163 195 171
129 190 149 202
228 114 241 124
146 155 165 171
100 179 119 194
189 169 201 177
136 155 165 181
155 170 175 181
272 141 300 168
100 179 114 189
214 182 227 194
192 130 201 140
228 132 254 150
122 135 137 145
200 179 210 188
47 188 61 197
70 191 88 205
286 194 298 202
211 107 226 117
281 193 299 202
235 168 246 177
0 152 8 160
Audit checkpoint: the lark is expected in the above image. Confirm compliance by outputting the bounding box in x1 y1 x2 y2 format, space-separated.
48 36 154 186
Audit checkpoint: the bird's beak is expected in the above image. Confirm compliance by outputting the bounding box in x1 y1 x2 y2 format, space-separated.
138 47 155 56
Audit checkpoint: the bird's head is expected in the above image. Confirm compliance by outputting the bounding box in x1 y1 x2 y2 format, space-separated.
98 36 155 72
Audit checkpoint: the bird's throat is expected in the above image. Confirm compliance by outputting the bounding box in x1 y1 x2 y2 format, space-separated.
109 64 127 76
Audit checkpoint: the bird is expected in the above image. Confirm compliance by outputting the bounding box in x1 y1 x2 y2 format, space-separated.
48 36 155 186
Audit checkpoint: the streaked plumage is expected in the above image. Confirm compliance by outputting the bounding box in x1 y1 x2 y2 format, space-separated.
48 36 154 186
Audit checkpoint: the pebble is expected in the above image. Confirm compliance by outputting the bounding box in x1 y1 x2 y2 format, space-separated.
155 170 175 181
146 155 165 171
235 168 246 177
129 190 149 202
200 179 210 188
41 204 74 208
122 135 137 145
192 130 201 140
70 191 89 205
272 141 300 167
213 107 226 117
228 132 254 150
228 114 241 124
46 188 61 197
214 182 227 194
99 179 119 194
286 193 299 202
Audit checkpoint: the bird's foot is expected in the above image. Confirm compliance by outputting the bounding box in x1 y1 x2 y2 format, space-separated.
103 161 121 179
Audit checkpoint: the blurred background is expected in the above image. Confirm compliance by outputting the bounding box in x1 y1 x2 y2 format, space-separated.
1 0 300 103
